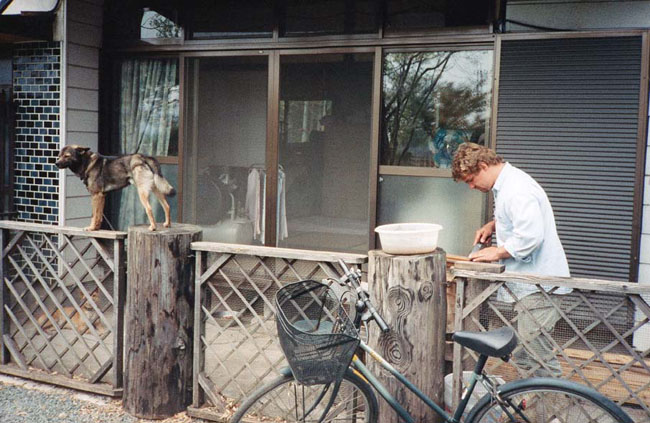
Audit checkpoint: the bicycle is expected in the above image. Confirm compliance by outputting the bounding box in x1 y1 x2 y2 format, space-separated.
231 260 634 423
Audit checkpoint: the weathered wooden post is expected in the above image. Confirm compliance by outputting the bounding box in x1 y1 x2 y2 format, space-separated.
368 249 447 423
124 224 202 419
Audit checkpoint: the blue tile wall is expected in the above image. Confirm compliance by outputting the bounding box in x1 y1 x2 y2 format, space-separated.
13 41 61 224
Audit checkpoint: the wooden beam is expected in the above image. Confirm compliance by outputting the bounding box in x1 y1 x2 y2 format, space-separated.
0 221 127 239
451 269 650 295
0 364 120 397
191 242 368 263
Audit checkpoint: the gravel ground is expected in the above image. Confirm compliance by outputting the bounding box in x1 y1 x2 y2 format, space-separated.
0 375 205 423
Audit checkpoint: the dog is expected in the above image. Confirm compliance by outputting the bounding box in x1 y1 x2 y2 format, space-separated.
55 145 176 231
37 290 106 337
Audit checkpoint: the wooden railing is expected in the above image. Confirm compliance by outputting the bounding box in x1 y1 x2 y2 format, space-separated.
451 267 650 423
187 242 368 422
0 221 126 396
3 223 649 422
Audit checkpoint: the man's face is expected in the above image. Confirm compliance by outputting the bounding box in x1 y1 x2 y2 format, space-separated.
462 163 492 192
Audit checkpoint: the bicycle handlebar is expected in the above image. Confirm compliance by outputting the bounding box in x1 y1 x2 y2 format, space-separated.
337 260 390 333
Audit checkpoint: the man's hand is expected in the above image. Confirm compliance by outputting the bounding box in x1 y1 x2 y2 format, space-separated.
469 246 511 262
474 220 496 245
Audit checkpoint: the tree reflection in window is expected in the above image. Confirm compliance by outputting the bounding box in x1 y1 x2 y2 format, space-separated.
381 50 492 168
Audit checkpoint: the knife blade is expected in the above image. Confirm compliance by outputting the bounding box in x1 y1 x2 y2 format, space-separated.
469 242 484 256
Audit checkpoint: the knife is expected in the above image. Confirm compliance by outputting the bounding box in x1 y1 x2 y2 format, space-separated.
469 242 484 256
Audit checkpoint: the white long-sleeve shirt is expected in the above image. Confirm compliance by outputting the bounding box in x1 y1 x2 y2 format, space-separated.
493 163 571 302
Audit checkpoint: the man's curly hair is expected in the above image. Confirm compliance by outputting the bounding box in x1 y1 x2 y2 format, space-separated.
451 142 503 181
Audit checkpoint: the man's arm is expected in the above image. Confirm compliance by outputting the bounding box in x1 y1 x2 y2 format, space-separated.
474 220 496 245
471 193 544 263
469 245 512 262
502 193 545 261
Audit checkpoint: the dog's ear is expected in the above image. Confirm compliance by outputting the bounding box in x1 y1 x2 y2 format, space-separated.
75 146 91 154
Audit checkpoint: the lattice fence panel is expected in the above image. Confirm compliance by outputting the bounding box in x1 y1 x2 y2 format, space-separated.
189 245 367 421
452 274 650 423
0 223 126 396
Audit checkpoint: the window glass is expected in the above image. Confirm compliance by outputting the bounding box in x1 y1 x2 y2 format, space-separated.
384 0 490 32
183 56 268 245
278 53 373 253
283 0 380 36
381 49 492 168
104 5 183 45
280 100 332 144
141 9 183 41
377 175 483 255
118 59 179 157
109 58 179 231
188 1 274 39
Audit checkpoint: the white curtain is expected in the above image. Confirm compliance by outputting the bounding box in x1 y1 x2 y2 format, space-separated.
116 59 178 230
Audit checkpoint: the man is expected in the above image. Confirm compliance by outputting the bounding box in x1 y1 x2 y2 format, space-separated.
451 142 571 378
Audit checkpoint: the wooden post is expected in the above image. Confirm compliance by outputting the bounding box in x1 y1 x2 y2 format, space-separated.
124 224 202 419
112 238 126 390
368 249 447 423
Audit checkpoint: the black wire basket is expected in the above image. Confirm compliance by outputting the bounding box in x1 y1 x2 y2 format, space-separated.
275 280 360 385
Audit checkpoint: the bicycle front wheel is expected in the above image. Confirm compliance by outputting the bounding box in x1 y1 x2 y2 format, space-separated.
465 377 633 423
230 369 378 423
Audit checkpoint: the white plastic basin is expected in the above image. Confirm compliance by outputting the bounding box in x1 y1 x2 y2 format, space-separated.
375 223 443 255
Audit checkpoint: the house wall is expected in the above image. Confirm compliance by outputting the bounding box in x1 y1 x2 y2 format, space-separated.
63 0 103 227
0 57 10 85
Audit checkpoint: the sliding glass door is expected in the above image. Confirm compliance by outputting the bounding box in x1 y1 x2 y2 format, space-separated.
277 53 374 253
183 55 268 245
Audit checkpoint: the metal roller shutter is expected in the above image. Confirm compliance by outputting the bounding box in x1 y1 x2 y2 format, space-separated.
496 36 643 281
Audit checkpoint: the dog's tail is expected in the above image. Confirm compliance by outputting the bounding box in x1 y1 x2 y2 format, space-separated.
155 174 176 197
145 157 177 197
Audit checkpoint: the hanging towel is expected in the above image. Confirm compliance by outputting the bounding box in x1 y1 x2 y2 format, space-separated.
246 168 263 239
245 167 288 242
277 169 288 240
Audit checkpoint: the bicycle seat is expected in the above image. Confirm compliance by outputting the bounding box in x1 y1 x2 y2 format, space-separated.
452 327 517 357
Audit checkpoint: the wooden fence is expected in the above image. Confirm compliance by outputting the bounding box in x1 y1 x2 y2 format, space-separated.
186 242 367 422
451 267 650 423
0 221 126 396
3 221 649 421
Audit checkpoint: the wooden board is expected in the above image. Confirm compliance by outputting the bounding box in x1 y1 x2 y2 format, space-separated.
488 349 650 405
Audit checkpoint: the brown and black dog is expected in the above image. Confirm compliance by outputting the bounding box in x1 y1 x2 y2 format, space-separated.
55 145 175 231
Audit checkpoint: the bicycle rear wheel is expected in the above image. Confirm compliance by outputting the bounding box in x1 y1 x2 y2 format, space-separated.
230 369 378 423
466 378 633 423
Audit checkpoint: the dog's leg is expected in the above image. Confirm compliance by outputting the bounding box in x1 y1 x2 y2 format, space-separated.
153 189 172 228
137 187 157 231
85 193 105 231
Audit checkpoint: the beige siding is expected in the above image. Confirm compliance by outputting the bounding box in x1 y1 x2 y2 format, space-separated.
67 65 99 90
64 0 103 227
67 0 103 26
65 173 89 198
64 194 93 219
68 87 99 111
68 109 99 132
67 20 102 47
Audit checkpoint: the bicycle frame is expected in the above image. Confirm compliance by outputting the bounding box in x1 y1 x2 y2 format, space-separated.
352 341 489 423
